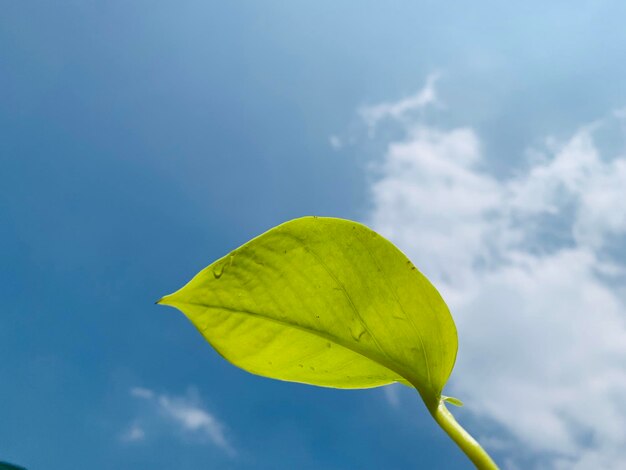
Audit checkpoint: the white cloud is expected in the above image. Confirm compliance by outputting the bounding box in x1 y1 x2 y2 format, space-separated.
383 383 402 408
157 393 235 456
362 80 626 469
329 135 343 150
124 386 235 456
359 73 439 133
130 387 155 400
120 423 145 443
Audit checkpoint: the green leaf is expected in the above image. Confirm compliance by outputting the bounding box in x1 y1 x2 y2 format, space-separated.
159 216 457 406
442 395 464 407
159 216 499 469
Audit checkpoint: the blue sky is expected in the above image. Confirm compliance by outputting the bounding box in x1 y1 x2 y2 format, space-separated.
3 2 626 469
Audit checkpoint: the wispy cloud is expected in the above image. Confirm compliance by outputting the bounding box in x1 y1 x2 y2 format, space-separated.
383 384 402 408
123 386 235 456
359 73 439 133
329 135 343 150
358 78 626 469
130 387 155 400
120 423 146 443
156 393 234 455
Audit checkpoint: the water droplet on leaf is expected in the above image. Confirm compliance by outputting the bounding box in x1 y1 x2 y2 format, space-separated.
393 310 407 320
213 264 225 279
212 255 234 279
350 322 366 341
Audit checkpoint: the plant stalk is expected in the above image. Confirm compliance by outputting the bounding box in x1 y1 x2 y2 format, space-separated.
430 399 499 469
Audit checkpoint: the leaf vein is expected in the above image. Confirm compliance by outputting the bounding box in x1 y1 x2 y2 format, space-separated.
174 300 408 384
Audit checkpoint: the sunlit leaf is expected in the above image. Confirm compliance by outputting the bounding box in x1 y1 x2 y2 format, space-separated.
442 395 464 407
159 216 457 406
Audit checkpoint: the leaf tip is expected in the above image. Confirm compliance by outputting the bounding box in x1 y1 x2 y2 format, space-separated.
155 294 175 307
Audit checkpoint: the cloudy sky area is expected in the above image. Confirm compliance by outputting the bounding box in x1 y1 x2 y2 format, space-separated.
2 2 626 469
361 77 626 469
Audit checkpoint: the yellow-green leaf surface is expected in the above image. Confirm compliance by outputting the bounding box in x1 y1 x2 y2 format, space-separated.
159 216 457 404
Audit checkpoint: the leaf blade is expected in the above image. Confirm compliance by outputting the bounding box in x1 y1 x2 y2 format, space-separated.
159 217 457 402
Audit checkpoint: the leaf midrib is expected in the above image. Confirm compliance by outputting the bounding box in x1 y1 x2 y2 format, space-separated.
170 299 413 386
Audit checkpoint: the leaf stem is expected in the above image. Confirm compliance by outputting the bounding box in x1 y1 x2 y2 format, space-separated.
430 399 499 469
